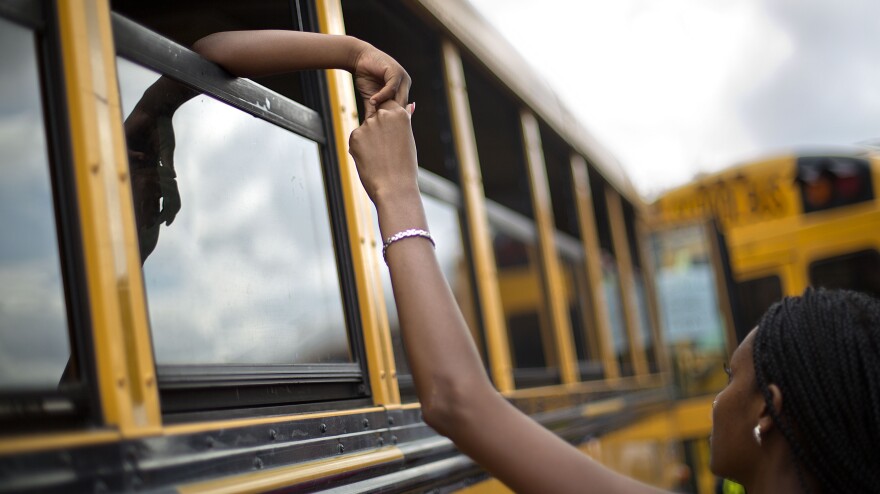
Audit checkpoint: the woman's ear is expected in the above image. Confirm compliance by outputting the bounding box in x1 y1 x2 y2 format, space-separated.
758 383 783 434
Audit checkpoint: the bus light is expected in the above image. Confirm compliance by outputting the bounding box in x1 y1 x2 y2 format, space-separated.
795 156 875 213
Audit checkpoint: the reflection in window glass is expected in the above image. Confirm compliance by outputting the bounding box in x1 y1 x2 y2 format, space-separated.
0 20 70 389
651 224 727 397
379 193 477 399
117 59 350 365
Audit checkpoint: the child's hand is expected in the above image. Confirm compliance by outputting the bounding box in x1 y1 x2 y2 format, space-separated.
349 101 418 205
352 45 411 119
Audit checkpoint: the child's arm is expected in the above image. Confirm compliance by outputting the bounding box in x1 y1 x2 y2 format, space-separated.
192 30 410 117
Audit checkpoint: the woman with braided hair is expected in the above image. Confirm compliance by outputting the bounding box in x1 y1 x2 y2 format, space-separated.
348 100 880 493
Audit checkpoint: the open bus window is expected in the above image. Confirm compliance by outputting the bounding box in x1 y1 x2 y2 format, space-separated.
809 249 880 298
651 224 728 398
0 18 71 391
733 275 782 338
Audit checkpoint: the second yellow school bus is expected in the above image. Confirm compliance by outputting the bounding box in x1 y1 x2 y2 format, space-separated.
645 148 879 492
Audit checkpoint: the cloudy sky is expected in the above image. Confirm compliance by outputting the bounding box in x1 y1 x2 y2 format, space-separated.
467 0 880 198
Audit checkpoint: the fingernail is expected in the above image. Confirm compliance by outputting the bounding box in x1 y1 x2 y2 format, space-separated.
407 102 416 115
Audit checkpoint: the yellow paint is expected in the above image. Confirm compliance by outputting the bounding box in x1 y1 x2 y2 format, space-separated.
179 447 403 494
316 0 399 405
581 398 625 418
58 0 159 437
0 430 120 456
95 0 163 431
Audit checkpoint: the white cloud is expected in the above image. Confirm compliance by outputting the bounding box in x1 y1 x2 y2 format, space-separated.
467 0 879 198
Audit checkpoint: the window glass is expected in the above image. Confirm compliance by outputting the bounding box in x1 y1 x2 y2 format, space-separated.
559 252 603 380
379 192 477 399
117 58 350 366
733 275 782 338
0 19 70 389
651 224 728 397
491 218 559 389
588 169 633 376
601 258 629 374
632 273 657 372
809 249 880 299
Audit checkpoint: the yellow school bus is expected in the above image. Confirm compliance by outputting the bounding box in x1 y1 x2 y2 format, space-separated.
0 0 707 492
645 148 880 492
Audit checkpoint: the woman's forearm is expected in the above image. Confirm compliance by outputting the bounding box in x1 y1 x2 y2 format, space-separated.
376 191 495 430
192 30 366 77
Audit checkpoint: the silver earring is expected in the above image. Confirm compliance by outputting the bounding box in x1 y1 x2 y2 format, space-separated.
753 425 762 446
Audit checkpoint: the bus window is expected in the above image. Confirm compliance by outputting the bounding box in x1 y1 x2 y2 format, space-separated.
651 224 728 397
1 8 94 432
0 17 70 391
342 0 458 184
624 201 658 373
112 0 308 107
488 203 560 388
541 123 604 380
809 249 880 298
733 275 782 336
558 241 603 380
589 169 634 376
464 57 560 388
116 51 364 414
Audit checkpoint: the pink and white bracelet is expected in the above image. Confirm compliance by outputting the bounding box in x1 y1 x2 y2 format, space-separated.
382 228 435 263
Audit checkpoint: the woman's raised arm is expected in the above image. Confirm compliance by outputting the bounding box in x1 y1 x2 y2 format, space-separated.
348 101 667 494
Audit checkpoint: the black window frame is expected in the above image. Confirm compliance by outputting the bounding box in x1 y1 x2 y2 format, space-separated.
111 11 371 420
0 0 99 433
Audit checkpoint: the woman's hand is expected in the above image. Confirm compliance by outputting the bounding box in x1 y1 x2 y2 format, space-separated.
352 44 411 119
348 101 418 205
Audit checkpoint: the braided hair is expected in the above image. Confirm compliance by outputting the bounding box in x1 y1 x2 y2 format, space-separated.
752 288 880 493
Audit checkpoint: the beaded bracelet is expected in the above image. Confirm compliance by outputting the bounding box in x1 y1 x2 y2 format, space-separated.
382 228 435 263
